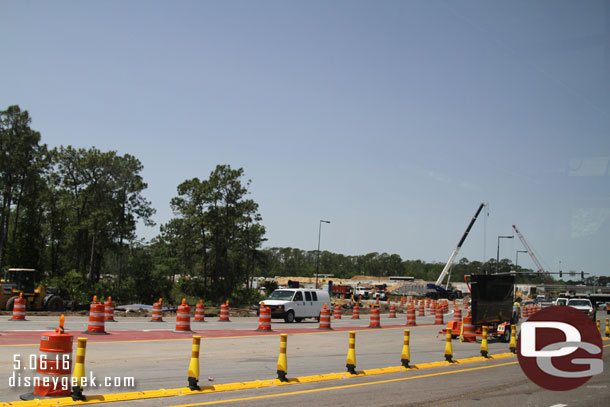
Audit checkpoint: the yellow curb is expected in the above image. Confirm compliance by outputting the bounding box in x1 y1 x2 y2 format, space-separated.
1 353 517 406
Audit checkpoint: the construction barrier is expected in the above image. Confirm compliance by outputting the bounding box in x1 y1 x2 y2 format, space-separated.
434 305 444 325
84 296 107 335
406 306 416 326
188 336 202 390
460 310 476 343
352 303 360 319
276 334 288 382
71 337 88 401
369 306 381 328
194 300 205 322
318 303 332 330
20 316 72 400
444 331 454 363
256 302 272 332
453 308 462 322
219 301 231 322
401 329 411 368
175 299 193 333
333 304 342 320
509 324 517 353
104 297 116 322
346 331 357 374
151 298 164 322
10 292 27 321
480 326 489 358
418 301 425 317
389 304 396 318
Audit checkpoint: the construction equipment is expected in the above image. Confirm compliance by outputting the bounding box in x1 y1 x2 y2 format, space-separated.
1 268 64 311
512 225 553 283
426 202 488 300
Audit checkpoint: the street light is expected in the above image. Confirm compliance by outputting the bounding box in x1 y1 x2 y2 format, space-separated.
315 220 331 289
496 235 514 274
515 250 528 272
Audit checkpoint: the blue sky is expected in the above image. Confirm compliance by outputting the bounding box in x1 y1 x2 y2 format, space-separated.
1 1 609 276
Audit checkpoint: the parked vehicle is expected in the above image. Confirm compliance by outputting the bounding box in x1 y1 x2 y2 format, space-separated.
260 288 331 323
554 298 568 306
1 268 64 311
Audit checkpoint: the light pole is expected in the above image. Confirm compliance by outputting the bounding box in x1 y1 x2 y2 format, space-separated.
496 235 514 274
515 250 528 272
315 220 330 289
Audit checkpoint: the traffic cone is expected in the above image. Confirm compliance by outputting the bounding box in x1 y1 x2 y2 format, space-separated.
346 331 357 375
104 296 116 322
256 302 272 331
71 338 88 401
188 336 201 391
194 300 205 322
444 331 454 363
480 326 489 358
10 292 27 321
276 334 288 382
401 329 411 368
509 324 517 354
151 298 164 322
352 303 360 319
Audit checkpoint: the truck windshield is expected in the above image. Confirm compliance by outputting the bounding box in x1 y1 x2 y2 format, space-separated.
568 300 591 307
268 290 294 301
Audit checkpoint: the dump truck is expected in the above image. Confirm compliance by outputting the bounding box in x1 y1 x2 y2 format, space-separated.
446 274 516 342
0 268 65 311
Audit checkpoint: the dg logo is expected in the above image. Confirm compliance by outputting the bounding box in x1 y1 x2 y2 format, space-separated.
517 305 603 391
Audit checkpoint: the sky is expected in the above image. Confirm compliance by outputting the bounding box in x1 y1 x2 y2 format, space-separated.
1 1 609 276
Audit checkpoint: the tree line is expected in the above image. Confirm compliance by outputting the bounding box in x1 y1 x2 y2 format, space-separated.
3 105 596 306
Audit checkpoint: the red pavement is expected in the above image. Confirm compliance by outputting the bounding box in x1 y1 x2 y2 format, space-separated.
0 323 435 346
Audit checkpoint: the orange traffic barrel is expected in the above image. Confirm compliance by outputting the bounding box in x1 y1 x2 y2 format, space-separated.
333 304 342 320
400 295 406 306
175 299 193 333
10 292 27 321
104 297 116 322
434 305 444 325
194 300 205 322
219 301 231 322
318 303 332 330
418 301 425 317
369 306 381 328
389 304 396 318
352 303 360 319
460 310 477 343
151 298 164 322
83 296 108 335
256 303 272 331
21 317 73 400
454 308 462 322
406 305 417 326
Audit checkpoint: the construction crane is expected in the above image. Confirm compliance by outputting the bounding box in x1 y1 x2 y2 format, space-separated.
512 224 553 283
426 202 488 299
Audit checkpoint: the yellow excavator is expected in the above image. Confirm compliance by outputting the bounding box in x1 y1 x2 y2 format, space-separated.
0 268 65 311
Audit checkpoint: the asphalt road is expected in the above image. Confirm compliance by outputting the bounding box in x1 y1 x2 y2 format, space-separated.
1 308 609 406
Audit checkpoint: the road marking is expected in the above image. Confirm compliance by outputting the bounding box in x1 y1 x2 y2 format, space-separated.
169 361 520 407
548 404 568 407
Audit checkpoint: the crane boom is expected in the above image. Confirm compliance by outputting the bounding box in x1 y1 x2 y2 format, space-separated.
512 225 545 273
434 202 488 286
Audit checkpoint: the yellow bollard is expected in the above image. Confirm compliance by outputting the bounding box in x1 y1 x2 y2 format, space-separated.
188 336 202 391
509 324 517 354
596 319 601 334
276 334 288 382
459 315 465 342
444 331 454 363
401 329 412 368
480 326 489 358
606 319 610 337
71 338 88 401
346 331 356 374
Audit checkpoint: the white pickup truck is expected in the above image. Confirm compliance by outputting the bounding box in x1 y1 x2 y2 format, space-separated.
566 298 595 320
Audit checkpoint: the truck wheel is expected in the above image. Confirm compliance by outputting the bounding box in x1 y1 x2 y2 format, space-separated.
501 326 511 343
284 311 295 323
46 296 65 312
